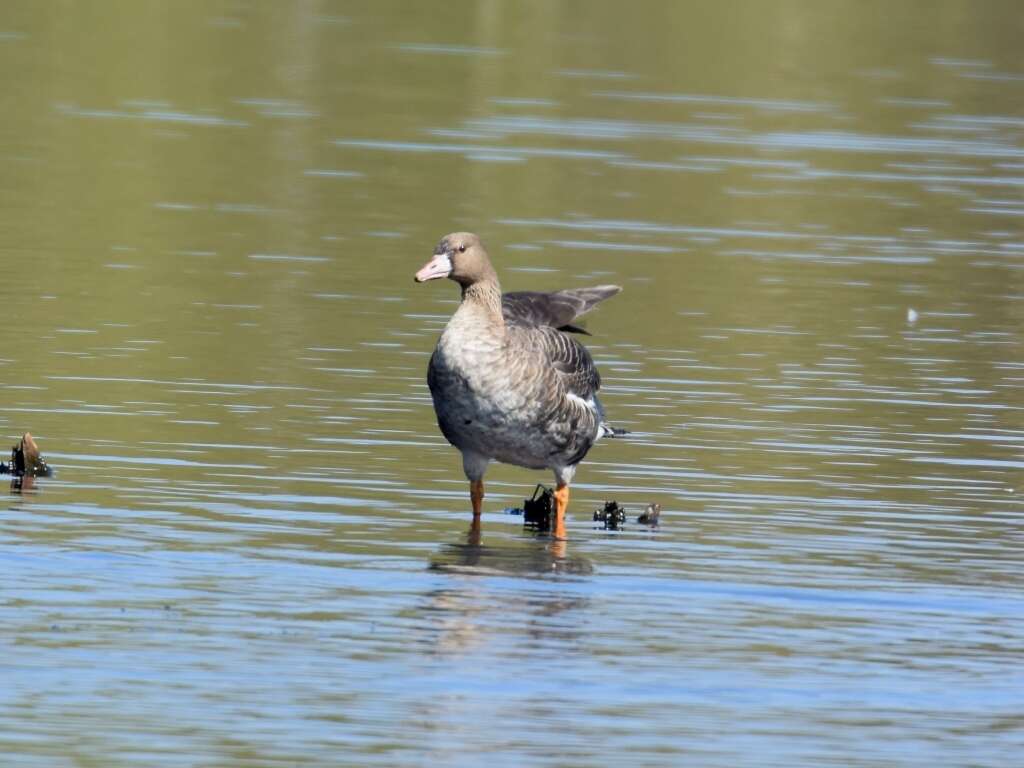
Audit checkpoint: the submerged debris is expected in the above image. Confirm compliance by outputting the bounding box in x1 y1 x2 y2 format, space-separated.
1 432 54 488
593 500 627 530
522 484 556 532
510 487 663 534
636 502 661 526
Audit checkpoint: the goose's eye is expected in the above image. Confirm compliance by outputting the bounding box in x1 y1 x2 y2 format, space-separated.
458 245 466 253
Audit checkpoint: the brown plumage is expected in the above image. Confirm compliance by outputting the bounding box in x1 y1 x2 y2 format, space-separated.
415 232 623 539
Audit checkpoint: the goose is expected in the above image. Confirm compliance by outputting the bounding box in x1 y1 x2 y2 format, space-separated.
414 232 623 539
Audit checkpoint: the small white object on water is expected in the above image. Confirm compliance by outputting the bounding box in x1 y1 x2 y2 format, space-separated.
906 307 919 325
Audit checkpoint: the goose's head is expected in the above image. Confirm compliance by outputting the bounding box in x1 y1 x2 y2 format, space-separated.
415 232 494 287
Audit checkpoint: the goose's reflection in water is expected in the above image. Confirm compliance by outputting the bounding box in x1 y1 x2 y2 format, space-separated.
420 523 594 657
429 519 593 577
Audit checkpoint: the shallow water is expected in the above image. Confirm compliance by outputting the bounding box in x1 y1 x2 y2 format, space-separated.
1 2 1023 766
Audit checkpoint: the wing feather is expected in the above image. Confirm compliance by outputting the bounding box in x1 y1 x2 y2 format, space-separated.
512 324 601 400
502 286 621 334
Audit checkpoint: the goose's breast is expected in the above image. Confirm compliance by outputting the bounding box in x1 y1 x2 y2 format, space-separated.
428 344 561 465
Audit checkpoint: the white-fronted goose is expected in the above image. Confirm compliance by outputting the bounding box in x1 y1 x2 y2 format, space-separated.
415 232 623 539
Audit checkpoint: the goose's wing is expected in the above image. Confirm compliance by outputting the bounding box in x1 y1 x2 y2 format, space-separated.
547 327 601 400
503 285 621 334
526 325 606 466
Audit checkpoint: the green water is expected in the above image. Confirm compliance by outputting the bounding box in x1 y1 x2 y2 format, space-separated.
1 2 1022 766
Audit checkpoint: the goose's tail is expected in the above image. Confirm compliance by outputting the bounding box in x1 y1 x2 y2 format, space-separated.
599 422 629 438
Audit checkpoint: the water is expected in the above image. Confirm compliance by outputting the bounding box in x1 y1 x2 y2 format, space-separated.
2 2 1023 765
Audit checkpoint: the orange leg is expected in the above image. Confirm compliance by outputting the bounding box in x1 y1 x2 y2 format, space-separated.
470 479 484 518
467 514 482 546
552 483 569 540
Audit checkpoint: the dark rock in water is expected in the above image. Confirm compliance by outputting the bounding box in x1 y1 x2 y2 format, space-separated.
636 502 661 526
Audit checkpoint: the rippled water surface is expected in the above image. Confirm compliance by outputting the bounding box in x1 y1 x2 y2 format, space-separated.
2 2 1023 766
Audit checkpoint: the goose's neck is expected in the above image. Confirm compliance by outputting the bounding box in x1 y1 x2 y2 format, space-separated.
459 278 504 329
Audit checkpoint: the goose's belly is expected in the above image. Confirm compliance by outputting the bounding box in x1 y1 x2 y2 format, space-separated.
431 372 555 469
427 325 599 470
